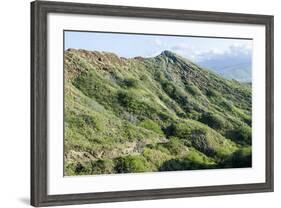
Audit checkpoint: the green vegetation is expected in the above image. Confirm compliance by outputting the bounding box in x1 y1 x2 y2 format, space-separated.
220 147 252 168
139 119 163 134
64 48 252 175
115 155 151 173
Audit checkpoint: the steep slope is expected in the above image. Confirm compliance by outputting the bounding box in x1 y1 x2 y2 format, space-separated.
64 49 252 175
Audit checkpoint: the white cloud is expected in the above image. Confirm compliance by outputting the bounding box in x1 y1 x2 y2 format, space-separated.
169 43 199 61
150 39 252 65
169 43 252 62
198 44 252 62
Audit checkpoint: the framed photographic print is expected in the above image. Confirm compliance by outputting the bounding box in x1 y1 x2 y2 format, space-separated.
31 0 274 207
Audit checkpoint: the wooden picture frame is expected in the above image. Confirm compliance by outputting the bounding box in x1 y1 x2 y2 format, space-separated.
31 0 274 206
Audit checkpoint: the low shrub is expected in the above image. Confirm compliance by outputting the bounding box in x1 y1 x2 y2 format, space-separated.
91 159 115 174
159 157 212 171
206 89 220 98
123 77 139 88
199 112 226 130
117 90 140 110
143 148 171 169
227 124 252 145
185 84 201 96
65 162 92 176
139 119 163 134
114 155 151 173
221 147 252 168
163 137 186 155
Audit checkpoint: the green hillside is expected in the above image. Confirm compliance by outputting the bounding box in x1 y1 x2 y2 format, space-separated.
64 49 252 176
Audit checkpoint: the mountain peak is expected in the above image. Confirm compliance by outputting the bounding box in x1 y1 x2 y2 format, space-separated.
160 50 177 57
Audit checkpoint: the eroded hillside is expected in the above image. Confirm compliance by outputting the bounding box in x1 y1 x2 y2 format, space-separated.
64 49 252 175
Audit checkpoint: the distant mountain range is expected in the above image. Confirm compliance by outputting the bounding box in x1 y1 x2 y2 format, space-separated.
196 50 252 82
64 49 252 176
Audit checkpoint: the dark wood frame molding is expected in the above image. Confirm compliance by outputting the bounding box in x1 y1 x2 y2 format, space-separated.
31 1 274 206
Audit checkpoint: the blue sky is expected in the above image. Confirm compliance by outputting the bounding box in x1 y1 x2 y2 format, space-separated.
64 31 252 63
64 31 253 82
